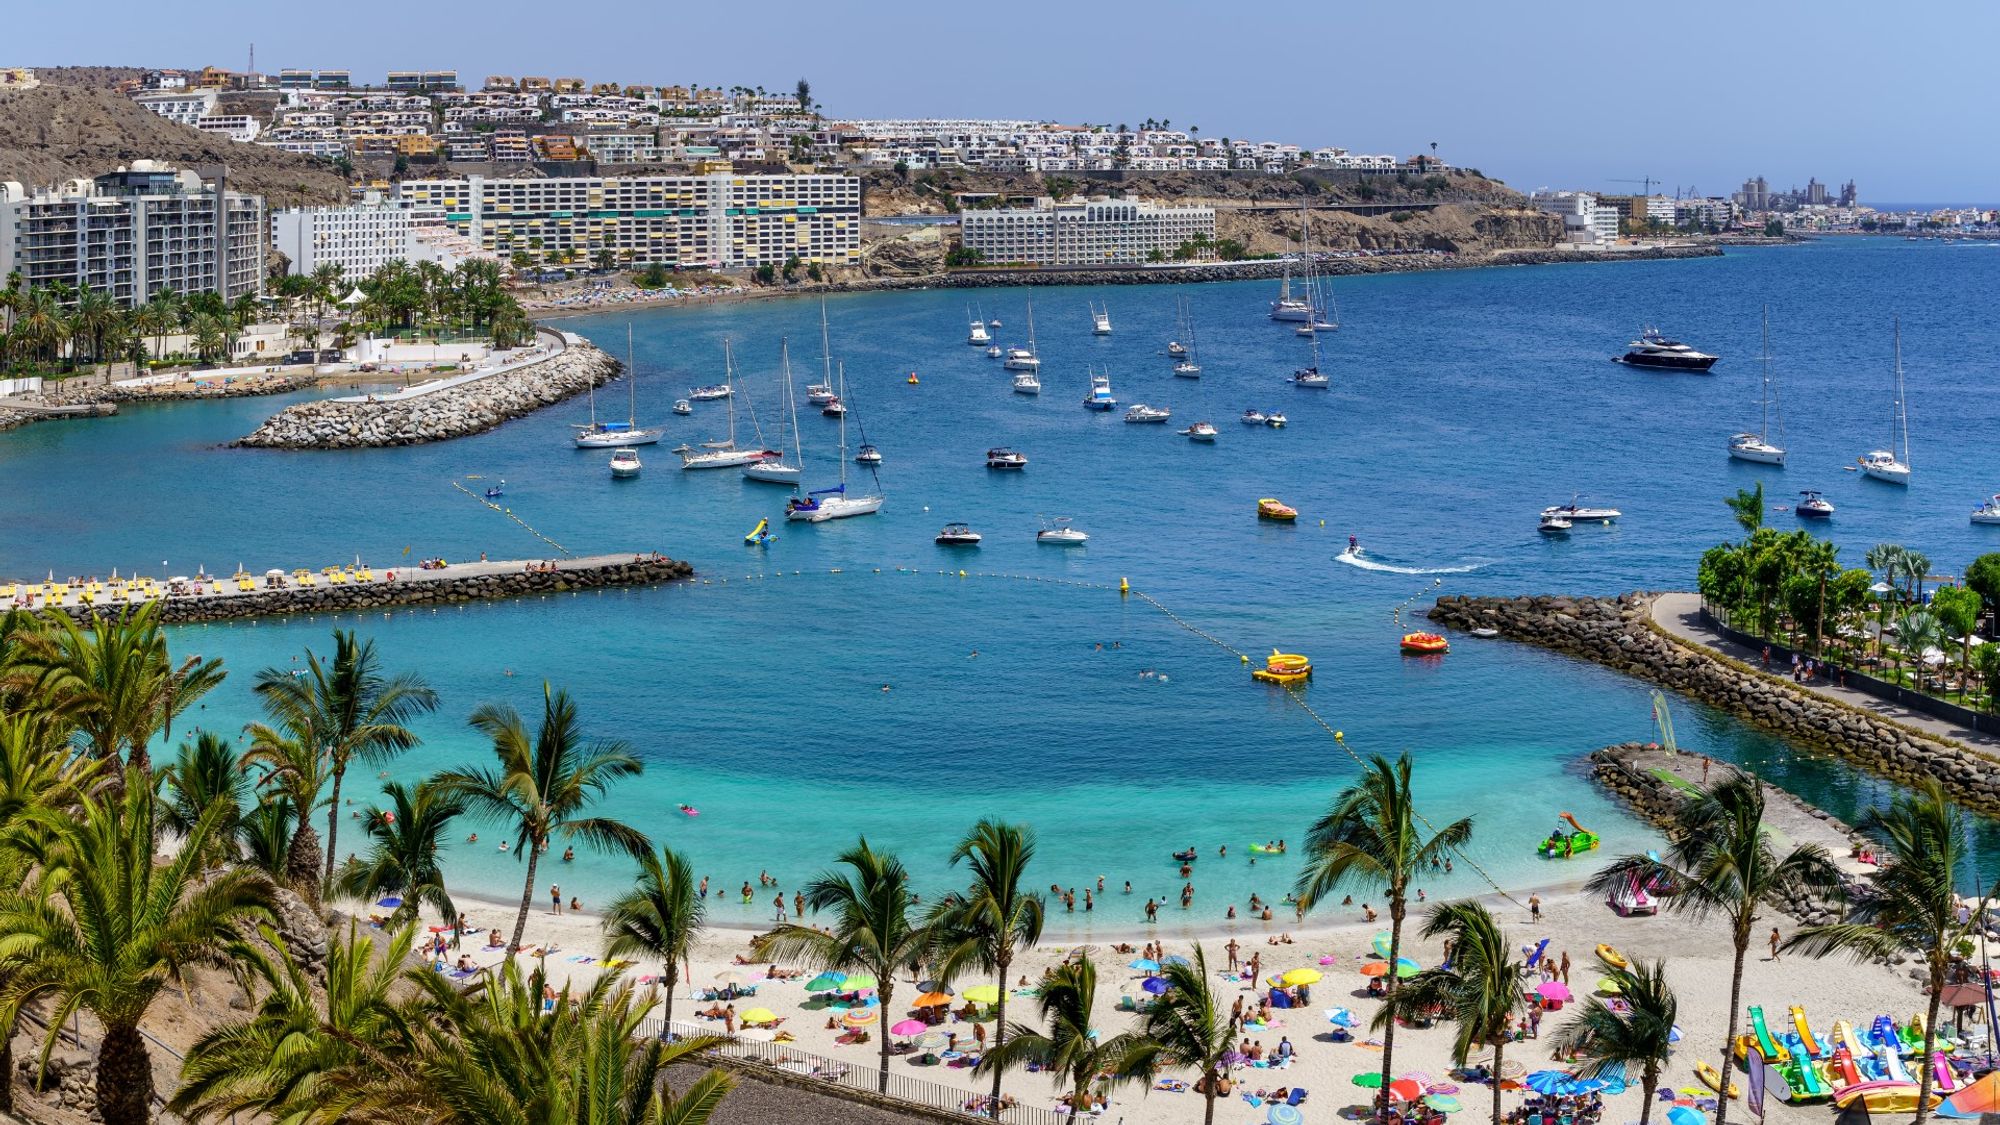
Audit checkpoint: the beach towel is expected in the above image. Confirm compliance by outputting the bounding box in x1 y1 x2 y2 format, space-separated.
1288 1089 1308 1106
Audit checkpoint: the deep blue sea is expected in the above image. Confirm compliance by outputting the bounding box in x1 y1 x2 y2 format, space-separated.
5 237 1998 933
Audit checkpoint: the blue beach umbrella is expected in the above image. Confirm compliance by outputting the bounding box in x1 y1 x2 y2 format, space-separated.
1142 977 1170 995
1164 954 1191 967
1268 1105 1305 1125
1129 959 1160 972
1525 1071 1580 1096
376 896 403 909
1372 932 1395 959
1667 1108 1706 1125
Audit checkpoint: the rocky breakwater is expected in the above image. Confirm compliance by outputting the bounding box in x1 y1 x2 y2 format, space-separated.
232 337 618 449
1429 593 2000 813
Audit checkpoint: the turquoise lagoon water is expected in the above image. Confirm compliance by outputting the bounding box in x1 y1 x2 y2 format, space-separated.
4 237 1998 932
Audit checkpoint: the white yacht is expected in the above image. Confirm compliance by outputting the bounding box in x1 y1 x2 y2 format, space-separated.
1012 370 1041 395
1181 421 1218 443
1858 318 1913 485
672 399 692 416
1174 300 1203 378
1090 301 1112 335
608 448 642 478
986 448 1028 470
1541 495 1621 522
1241 409 1267 425
1729 307 1786 466
986 344 1003 359
1124 404 1171 424
742 340 807 485
805 382 836 406
788 309 883 523
968 306 991 346
1037 517 1088 545
1971 495 2000 525
575 326 665 448
1004 300 1042 371
1265 411 1287 429
681 342 779 470
688 384 732 401
1271 260 1312 322
1538 512 1571 534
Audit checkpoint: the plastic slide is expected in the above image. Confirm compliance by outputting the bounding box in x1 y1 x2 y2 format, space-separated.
1790 1006 1826 1058
1932 1053 1958 1094
1835 1019 1870 1061
1785 1051 1830 1100
1750 1006 1791 1063
1876 1045 1915 1084
1829 1044 1863 1086
1902 1013 1926 1052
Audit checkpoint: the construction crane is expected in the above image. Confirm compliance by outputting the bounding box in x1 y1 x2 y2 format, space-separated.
1608 177 1660 197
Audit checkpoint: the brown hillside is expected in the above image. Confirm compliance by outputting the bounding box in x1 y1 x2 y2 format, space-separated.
0 84 347 207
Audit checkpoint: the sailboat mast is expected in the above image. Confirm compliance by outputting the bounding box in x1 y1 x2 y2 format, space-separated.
1894 316 1910 466
627 324 637 426
835 361 849 487
781 339 803 470
1026 300 1037 359
1760 306 1771 441
722 338 737 447
819 300 834 390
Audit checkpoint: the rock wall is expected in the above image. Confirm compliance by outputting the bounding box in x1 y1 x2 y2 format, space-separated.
47 372 317 405
232 339 619 449
1428 593 2000 813
49 556 692 625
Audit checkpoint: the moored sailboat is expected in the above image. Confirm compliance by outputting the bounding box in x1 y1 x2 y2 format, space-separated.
1729 307 1786 465
575 325 664 448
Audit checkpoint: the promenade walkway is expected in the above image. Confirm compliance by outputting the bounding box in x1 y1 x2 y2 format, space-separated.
1650 590 2000 757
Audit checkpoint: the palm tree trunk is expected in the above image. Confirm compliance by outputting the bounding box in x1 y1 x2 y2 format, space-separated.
287 821 324 909
1639 1061 1658 1125
1380 893 1406 1094
663 955 677 1032
1491 1038 1507 1125
0 1032 12 1113
989 956 1010 1118
1204 1084 1217 1125
510 842 542 954
878 980 893 1094
322 763 346 897
1915 965 1945 1125
95 1022 152 1125
1713 929 1750 1125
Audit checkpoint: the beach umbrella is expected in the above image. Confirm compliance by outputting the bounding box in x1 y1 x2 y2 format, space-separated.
1142 977 1170 995
916 980 952 995
843 1008 878 1027
1282 968 1324 986
375 896 403 909
1360 961 1394 978
1352 1073 1385 1088
1536 981 1573 1002
889 1019 927 1037
1393 958 1421 978
914 1031 949 1050
1372 932 1396 958
714 970 745 984
1388 1079 1424 1102
1326 1008 1358 1027
1666 1108 1705 1125
740 1007 776 1024
1268 1105 1305 1125
804 973 845 992
842 973 878 991
1426 1095 1463 1112
912 991 953 1008
963 984 1000 1004
1163 954 1191 967
1525 1070 1580 1096
1129 958 1161 972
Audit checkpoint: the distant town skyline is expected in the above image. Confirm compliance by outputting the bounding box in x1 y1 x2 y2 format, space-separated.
16 0 1997 200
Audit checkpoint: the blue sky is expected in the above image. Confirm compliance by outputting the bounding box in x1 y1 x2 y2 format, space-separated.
20 0 1991 202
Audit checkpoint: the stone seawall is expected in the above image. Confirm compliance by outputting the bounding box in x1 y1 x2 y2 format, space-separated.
47 556 692 625
232 338 618 449
1428 593 2000 813
56 372 319 405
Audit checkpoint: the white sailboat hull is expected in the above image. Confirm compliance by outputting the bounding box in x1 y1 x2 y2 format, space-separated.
575 429 663 449
1728 437 1786 466
681 449 773 470
1861 460 1911 484
807 495 883 522
741 461 802 484
1269 302 1312 323
1003 356 1041 371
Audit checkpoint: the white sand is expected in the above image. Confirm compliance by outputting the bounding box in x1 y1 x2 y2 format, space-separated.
419 871 1941 1125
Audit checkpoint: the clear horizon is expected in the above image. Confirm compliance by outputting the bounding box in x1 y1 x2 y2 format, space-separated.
15 0 1996 200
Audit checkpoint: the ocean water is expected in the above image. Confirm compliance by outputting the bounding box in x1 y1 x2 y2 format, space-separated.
6 237 1999 931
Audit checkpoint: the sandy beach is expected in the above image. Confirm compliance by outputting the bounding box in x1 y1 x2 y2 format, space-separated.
420 844 1932 1125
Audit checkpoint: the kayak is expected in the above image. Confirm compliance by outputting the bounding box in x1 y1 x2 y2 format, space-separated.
1595 944 1629 970
1697 1061 1741 1099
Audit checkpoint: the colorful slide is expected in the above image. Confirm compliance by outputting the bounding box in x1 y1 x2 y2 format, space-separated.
1833 1021 1882 1081
1876 1045 1915 1084
1932 1052 1958 1094
1829 1045 1863 1086
1784 1049 1830 1101
1790 1006 1826 1059
1749 1006 1791 1064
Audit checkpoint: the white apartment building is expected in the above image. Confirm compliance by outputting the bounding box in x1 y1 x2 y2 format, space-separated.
1530 191 1621 246
271 193 473 277
396 171 861 269
195 115 263 142
134 90 219 126
960 196 1216 267
0 162 265 307
585 133 664 164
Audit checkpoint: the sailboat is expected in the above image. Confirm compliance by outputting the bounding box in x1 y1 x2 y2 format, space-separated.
1174 299 1202 378
1003 302 1042 371
1858 317 1913 484
1288 322 1330 387
680 340 779 469
1167 299 1189 358
575 325 663 447
1728 307 1786 465
788 306 884 522
1271 204 1336 328
742 340 805 485
967 306 991 346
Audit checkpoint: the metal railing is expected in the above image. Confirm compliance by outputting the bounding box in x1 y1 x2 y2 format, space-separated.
644 1017 1074 1125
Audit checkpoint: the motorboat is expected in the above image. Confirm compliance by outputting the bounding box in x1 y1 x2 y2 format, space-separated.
1083 371 1117 411
1181 421 1218 442
1615 328 1718 372
1257 498 1298 521
1858 318 1913 485
1002 348 1039 371
688 384 732 401
1090 301 1112 335
1124 403 1171 424
1729 307 1786 465
1796 490 1835 519
483 479 505 498
986 345 1003 358
1012 370 1041 395
672 399 693 416
986 447 1028 470
1539 512 1572 534
988 318 1002 328
1037 517 1088 545
1266 411 1287 428
1241 409 1267 425
821 397 845 417
1289 367 1329 388
1167 341 1188 358
575 325 664 448
936 522 983 546
1541 495 1620 522
855 443 883 465
609 448 642 478
743 340 808 486
806 382 836 405
1972 495 2000 525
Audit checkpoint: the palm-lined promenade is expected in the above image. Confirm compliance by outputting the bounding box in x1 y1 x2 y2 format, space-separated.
0 603 1985 1124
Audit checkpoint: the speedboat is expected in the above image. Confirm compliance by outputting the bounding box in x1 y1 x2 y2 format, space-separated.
1265 411 1287 429
1289 368 1330 388
1241 409 1267 425
1858 449 1910 484
936 522 983 546
608 448 642 478
1796 490 1835 519
1257 498 1297 521
986 345 1003 358
672 399 693 416
1037 517 1088 545
1539 512 1572 534
855 443 883 465
1541 496 1620 522
1181 421 1218 443
1615 329 1718 372
986 447 1028 470
821 397 845 417
1167 341 1188 358
1124 403 1171 424
968 312 991 346
1002 348 1040 371
688 384 732 401
1173 360 1202 378
1973 494 2000 525
1082 372 1116 411
1012 371 1041 395
805 382 836 405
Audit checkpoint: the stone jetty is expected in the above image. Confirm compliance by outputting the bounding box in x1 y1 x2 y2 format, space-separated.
34 554 691 625
1428 593 2000 813
233 334 619 449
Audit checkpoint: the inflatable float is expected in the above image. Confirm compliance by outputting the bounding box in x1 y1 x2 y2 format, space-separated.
1257 498 1298 521
1252 650 1312 684
1400 632 1449 655
1697 1061 1741 1099
744 519 773 546
1539 812 1601 859
1248 844 1287 855
1594 944 1628 969
678 804 699 817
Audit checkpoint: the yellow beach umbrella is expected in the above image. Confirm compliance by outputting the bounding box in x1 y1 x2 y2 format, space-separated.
962 985 1000 1004
843 1007 878 1027
1281 968 1323 986
740 1007 776 1024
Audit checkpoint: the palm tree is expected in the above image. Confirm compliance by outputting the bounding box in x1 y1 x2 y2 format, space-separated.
71 286 121 366
978 955 1146 1115
161 730 248 869
1905 549 1934 604
602 844 705 1029
335 779 466 928
1897 608 1946 687
1785 778 1987 1125
1586 775 1843 1125
1385 901 1530 1125
1545 956 1679 1125
755 838 931 1093
1866 543 1908 660
1726 482 1765 537
0 769 275 1125
435 684 649 952
240 718 333 904
252 629 439 896
1124 945 1234 1125
934 818 1046 1116
1295 754 1473 1098
24 601 224 773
